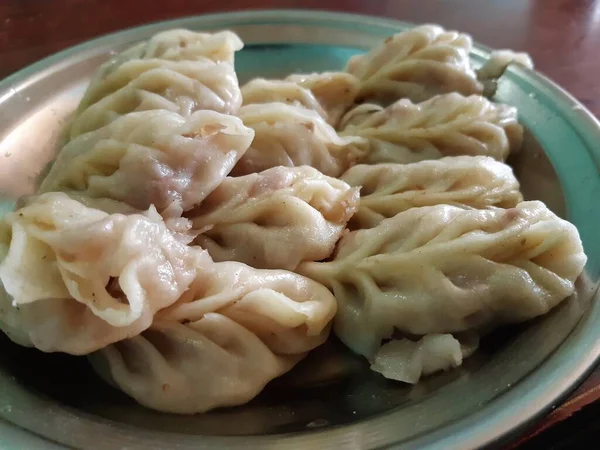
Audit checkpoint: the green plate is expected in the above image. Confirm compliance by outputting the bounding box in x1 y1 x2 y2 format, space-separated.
0 10 598 450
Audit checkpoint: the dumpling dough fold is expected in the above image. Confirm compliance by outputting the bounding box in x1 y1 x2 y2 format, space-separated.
298 201 587 358
71 30 244 138
189 166 359 270
40 110 254 214
340 93 523 164
242 72 359 126
232 103 367 177
341 156 522 229
346 24 483 104
90 261 337 413
0 192 207 355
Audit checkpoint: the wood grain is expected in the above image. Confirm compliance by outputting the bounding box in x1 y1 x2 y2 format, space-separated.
1 0 599 447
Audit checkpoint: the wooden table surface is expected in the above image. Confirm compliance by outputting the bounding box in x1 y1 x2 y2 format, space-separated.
1 0 599 448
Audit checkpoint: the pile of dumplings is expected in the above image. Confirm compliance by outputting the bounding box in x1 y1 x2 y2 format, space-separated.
0 25 587 414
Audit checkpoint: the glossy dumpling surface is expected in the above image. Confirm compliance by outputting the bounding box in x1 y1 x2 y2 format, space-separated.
298 201 587 358
0 193 206 355
190 166 359 270
40 110 254 214
90 260 337 413
341 156 522 229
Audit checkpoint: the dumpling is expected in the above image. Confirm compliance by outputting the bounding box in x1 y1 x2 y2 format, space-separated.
70 30 243 138
298 201 587 358
338 103 385 129
370 333 478 384
0 192 206 355
241 72 358 126
189 166 360 270
341 156 522 229
242 78 327 118
339 93 523 164
70 61 242 138
477 50 534 97
139 29 243 64
346 25 483 104
40 110 254 214
232 103 367 177
89 261 337 413
89 315 298 414
285 72 359 126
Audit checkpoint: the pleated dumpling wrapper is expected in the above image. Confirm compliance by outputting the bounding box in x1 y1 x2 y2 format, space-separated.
339 93 523 164
39 110 254 215
89 260 337 414
189 166 360 270
241 72 359 127
0 192 208 355
70 29 244 138
231 103 367 178
346 24 483 104
298 201 587 359
341 156 522 229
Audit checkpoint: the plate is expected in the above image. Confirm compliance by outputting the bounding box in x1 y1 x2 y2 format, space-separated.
0 10 599 450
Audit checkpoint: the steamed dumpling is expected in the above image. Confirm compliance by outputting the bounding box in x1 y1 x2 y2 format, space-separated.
340 93 523 163
0 193 207 355
70 61 242 138
232 103 367 177
89 315 298 414
346 25 483 104
341 156 522 229
189 166 360 270
89 261 337 413
298 201 587 358
242 78 327 117
70 30 243 138
285 72 359 126
40 110 254 214
242 72 358 127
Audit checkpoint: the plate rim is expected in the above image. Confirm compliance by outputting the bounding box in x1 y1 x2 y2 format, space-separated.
0 9 599 450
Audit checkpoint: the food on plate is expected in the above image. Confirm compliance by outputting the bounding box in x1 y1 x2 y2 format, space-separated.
242 72 359 126
40 110 254 214
346 24 483 104
189 166 359 270
370 333 479 384
298 201 587 359
231 103 367 177
341 156 522 229
0 25 587 412
0 192 207 354
70 30 243 138
89 261 336 413
339 93 523 164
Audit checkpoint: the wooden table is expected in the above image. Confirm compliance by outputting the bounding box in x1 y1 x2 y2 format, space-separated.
1 0 599 447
